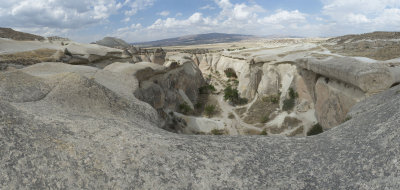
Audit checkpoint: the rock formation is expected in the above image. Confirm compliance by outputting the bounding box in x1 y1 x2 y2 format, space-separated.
95 37 132 49
0 61 399 189
1 30 400 188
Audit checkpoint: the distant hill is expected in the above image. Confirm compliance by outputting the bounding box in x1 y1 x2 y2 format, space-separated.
0 28 45 41
328 31 400 44
95 37 131 48
132 33 257 47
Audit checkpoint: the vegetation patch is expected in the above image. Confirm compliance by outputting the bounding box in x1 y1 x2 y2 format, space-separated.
199 84 216 94
282 99 295 111
210 129 225 135
224 68 238 78
262 94 280 104
228 112 235 119
307 123 324 136
260 129 268 135
204 104 217 118
224 85 247 105
178 102 193 115
283 88 298 111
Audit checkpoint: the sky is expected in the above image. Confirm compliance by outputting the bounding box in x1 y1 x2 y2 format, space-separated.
1 0 400 43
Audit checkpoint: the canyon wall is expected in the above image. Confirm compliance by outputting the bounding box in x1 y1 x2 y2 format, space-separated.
182 46 400 130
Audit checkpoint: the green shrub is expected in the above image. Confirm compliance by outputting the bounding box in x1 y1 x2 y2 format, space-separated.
282 98 295 111
282 88 298 111
224 86 239 102
178 102 192 114
224 68 237 78
199 84 216 94
194 102 202 109
307 123 324 136
224 86 248 105
262 94 280 104
228 112 235 119
211 129 224 135
344 116 352 122
204 104 217 117
260 129 268 135
289 88 299 99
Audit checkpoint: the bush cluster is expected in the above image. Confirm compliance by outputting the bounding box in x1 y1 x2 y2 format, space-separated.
224 68 237 78
204 104 217 118
224 86 248 105
199 84 216 94
262 94 280 104
283 88 298 111
178 102 192 115
307 123 324 136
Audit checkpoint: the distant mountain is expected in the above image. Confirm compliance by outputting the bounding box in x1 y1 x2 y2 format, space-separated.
96 37 131 48
132 33 257 47
263 34 304 39
0 28 45 41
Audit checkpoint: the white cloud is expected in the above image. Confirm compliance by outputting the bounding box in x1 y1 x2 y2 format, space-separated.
215 0 265 21
258 10 306 24
112 0 313 42
321 0 400 34
200 5 216 10
0 0 122 29
158 11 170 17
124 0 155 16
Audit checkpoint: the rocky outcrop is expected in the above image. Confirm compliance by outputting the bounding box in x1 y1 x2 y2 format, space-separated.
150 48 166 64
0 38 130 67
62 43 129 65
297 57 399 94
0 61 400 189
297 56 400 128
95 37 131 49
105 58 205 113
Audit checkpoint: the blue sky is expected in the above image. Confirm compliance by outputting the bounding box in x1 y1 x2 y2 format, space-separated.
1 0 400 43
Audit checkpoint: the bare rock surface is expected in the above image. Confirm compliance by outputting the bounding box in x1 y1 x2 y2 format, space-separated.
0 62 400 189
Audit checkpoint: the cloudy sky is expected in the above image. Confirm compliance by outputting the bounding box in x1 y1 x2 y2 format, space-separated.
1 0 400 43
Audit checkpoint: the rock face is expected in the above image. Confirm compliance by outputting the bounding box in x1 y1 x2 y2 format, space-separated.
95 37 131 49
296 56 400 129
1 62 400 189
133 59 205 111
297 57 398 94
0 38 129 67
150 48 166 64
314 77 365 129
62 43 129 65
